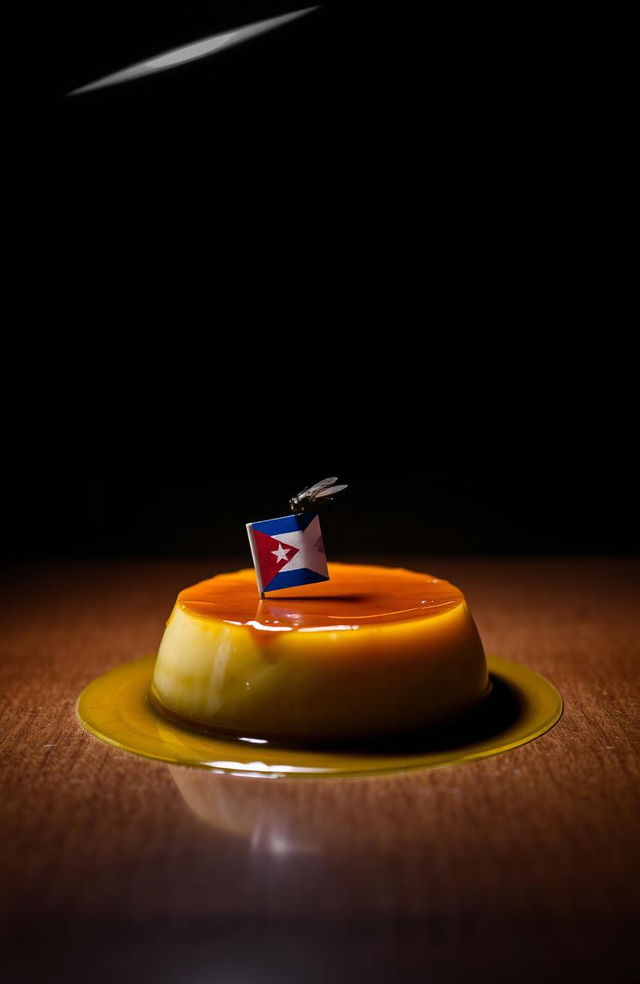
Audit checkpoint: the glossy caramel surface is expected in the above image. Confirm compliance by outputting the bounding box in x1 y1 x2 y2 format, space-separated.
177 563 464 635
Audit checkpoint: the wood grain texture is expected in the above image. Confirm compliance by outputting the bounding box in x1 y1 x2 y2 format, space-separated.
1 557 639 983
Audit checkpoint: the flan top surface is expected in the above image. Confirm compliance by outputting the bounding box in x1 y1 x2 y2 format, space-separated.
176 563 464 632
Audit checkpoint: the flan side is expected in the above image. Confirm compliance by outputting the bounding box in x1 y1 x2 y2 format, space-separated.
150 563 490 742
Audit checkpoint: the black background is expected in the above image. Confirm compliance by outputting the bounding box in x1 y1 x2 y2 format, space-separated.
6 1 634 561
4 465 638 559
32 0 632 313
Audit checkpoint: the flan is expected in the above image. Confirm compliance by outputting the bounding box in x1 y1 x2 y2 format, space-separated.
150 563 490 743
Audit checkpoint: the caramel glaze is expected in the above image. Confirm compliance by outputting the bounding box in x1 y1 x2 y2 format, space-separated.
176 564 464 646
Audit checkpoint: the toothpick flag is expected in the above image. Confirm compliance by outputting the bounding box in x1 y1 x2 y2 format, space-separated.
246 512 329 596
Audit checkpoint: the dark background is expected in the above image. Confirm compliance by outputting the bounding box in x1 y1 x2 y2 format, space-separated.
4 465 638 559
28 0 632 318
6 1 634 562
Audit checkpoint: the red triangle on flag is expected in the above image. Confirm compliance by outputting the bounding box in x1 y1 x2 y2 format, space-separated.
252 529 300 588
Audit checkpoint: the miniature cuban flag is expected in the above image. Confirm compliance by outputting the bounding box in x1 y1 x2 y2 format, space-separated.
246 512 329 595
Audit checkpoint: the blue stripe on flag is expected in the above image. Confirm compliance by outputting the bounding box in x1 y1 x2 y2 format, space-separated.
264 567 330 592
250 511 316 536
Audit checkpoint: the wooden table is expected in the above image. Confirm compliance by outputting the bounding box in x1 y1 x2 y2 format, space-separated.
2 557 639 983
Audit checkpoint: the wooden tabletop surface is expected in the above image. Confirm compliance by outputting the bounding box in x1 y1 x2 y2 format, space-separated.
2 557 639 983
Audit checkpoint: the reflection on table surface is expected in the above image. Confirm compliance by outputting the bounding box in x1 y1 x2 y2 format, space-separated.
5 557 638 984
170 764 424 860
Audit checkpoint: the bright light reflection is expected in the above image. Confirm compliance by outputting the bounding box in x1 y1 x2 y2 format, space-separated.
244 620 293 632
69 7 320 95
207 760 331 773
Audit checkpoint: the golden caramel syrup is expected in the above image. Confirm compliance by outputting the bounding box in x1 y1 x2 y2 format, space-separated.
76 654 562 778
176 564 464 644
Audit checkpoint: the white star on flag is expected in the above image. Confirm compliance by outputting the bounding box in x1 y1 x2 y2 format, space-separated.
271 544 291 563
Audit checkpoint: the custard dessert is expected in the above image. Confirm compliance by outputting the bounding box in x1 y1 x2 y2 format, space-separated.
150 563 490 743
